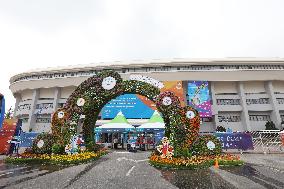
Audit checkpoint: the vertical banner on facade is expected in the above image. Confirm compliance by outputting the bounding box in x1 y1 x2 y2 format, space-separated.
187 81 212 117
0 119 18 154
101 81 185 119
0 94 5 129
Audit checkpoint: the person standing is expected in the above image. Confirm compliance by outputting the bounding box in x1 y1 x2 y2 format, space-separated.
113 137 118 149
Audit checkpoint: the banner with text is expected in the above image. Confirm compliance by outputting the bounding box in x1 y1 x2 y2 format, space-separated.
214 132 254 150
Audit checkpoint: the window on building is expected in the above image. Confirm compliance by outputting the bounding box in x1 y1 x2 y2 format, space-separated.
36 117 51 123
201 117 212 122
36 103 53 109
246 98 270 105
216 99 240 105
218 115 241 122
249 115 271 121
277 98 284 104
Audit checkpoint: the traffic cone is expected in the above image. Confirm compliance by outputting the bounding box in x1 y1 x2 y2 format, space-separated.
214 158 219 168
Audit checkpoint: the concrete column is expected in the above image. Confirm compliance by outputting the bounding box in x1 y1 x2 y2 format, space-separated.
238 82 251 131
27 89 39 132
52 87 61 113
210 82 218 129
265 81 282 129
13 94 21 117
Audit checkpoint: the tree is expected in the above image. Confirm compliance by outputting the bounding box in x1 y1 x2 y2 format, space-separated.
4 107 14 119
265 121 278 130
216 125 226 132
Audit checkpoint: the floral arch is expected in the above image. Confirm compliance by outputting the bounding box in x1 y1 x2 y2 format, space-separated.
51 70 201 151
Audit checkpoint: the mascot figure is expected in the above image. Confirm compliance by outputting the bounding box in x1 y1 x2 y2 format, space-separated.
157 137 174 159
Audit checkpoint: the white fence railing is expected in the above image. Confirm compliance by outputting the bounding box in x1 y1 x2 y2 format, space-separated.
250 130 283 153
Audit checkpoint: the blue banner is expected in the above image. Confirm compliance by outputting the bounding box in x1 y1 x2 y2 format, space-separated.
19 132 40 147
0 95 5 129
214 132 254 150
101 94 154 119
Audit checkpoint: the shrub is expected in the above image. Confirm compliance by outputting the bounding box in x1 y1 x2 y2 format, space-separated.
93 143 102 152
191 135 222 156
265 121 278 130
32 133 55 154
84 141 104 152
52 144 65 154
216 125 226 132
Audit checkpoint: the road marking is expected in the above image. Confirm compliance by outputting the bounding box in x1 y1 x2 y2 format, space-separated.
126 166 135 176
0 167 27 174
135 159 148 163
117 157 149 163
114 152 130 154
0 172 13 177
117 157 135 162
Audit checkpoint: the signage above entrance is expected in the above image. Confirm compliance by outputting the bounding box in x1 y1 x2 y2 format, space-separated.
129 75 164 89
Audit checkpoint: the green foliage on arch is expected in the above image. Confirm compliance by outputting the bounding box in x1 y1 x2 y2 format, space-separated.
50 70 209 154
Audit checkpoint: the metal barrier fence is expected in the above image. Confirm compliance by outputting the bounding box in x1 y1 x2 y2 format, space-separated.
250 130 283 153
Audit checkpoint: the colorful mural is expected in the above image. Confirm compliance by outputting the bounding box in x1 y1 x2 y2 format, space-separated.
187 81 212 117
101 94 154 119
137 81 185 109
101 81 185 119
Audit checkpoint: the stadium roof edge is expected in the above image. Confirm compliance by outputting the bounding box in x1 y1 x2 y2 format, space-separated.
9 57 284 83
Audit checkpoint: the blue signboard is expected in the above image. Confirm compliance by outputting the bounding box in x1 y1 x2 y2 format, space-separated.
102 94 154 119
0 94 5 128
214 132 254 150
19 132 40 147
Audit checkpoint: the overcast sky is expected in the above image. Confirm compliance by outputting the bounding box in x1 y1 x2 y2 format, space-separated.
0 0 284 111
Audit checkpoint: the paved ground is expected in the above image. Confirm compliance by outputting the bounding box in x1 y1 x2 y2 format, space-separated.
211 153 284 189
240 153 284 170
0 152 283 189
0 151 177 189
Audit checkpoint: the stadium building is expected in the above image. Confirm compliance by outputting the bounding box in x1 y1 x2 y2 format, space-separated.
9 58 284 133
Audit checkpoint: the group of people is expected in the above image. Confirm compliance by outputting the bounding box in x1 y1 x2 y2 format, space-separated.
112 134 155 151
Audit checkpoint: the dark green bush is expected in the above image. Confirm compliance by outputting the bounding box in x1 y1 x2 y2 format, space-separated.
93 143 102 152
52 144 65 154
85 141 103 152
216 125 226 132
265 121 278 130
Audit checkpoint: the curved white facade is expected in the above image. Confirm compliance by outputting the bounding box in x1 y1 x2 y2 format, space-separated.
10 58 284 133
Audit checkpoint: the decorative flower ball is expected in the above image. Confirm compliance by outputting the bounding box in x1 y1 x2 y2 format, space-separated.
76 98 85 106
102 76 116 90
37 140 44 148
57 111 65 119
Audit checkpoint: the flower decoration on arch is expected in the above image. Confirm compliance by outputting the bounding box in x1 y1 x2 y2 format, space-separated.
49 70 203 153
